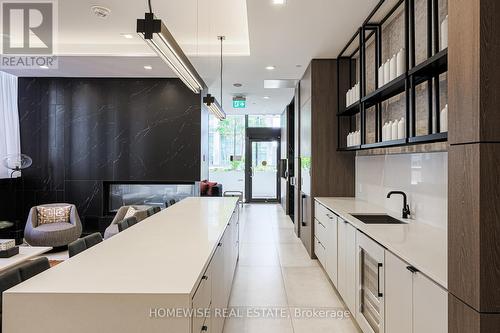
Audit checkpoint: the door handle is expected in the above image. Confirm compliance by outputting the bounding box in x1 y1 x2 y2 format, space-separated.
301 194 307 227
406 266 419 274
377 263 383 298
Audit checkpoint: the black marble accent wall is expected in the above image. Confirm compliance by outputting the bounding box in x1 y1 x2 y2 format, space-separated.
14 77 207 227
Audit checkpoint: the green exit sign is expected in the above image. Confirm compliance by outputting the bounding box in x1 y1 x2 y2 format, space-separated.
233 99 246 109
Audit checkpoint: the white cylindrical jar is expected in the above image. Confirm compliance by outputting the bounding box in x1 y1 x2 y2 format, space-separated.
441 15 449 51
440 104 448 132
378 66 384 88
397 118 406 139
396 48 406 76
391 120 398 140
390 54 397 81
384 60 391 84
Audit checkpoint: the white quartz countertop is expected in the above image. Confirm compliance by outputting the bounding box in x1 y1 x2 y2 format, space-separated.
7 197 238 295
315 197 447 289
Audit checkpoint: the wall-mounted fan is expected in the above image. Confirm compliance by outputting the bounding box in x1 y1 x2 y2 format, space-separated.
2 154 32 178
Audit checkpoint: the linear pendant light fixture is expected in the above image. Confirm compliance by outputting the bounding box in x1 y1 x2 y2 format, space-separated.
137 0 205 93
203 94 225 120
203 36 226 120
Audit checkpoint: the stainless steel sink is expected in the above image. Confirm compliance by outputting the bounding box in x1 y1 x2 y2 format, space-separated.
350 214 407 224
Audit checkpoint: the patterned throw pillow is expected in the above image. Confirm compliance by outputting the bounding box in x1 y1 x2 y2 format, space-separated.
37 206 72 225
123 207 137 219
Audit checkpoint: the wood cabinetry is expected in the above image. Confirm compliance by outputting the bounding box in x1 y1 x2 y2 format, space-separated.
448 0 500 329
294 60 355 257
385 251 447 333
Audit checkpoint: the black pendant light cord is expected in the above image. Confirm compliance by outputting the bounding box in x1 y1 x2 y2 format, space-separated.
148 0 153 13
219 36 224 105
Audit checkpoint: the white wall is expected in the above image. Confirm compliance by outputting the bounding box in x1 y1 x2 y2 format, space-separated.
356 152 447 230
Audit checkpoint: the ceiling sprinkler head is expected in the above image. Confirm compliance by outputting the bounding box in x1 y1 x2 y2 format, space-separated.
233 83 243 87
91 6 111 19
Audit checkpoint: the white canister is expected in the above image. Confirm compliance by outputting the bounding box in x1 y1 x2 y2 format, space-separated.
397 118 406 139
356 131 361 145
391 120 398 140
440 15 449 51
396 48 406 76
390 54 397 81
387 121 393 141
347 89 351 106
382 123 387 141
378 66 384 88
440 104 448 132
384 60 391 84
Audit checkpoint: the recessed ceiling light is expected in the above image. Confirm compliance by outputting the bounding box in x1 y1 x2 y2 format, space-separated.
272 0 287 4
296 64 302 68
91 5 111 19
144 65 153 70
265 66 276 70
233 83 243 87
39 65 49 69
263 96 270 100
121 33 134 39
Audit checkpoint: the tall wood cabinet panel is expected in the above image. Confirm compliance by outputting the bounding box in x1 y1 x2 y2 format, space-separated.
448 0 500 329
294 59 355 257
449 294 500 333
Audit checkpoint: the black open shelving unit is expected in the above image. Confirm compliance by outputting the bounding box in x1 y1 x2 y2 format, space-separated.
337 0 449 151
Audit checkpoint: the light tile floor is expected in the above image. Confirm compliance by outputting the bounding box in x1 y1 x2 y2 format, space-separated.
224 204 361 333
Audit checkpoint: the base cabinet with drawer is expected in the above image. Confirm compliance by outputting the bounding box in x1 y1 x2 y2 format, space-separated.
337 217 357 316
314 201 338 286
313 199 448 333
385 251 447 333
192 209 240 333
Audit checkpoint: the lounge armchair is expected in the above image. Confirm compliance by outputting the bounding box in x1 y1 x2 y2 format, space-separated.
103 205 149 239
24 204 82 247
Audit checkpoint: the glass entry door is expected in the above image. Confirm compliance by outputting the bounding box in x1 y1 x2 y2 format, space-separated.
249 140 279 202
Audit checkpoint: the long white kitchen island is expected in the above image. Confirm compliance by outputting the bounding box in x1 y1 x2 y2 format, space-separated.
3 197 240 333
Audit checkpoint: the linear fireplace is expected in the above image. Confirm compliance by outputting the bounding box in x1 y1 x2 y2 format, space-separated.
103 181 200 215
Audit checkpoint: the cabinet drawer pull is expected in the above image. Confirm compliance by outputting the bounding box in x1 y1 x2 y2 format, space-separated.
201 325 208 331
325 213 334 220
377 263 383 298
202 275 209 280
406 266 419 274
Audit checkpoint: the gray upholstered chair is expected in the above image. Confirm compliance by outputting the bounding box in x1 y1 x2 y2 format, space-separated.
0 257 50 330
24 204 82 247
84 232 103 248
103 205 150 239
68 238 86 258
146 206 161 217
117 216 137 232
68 232 103 258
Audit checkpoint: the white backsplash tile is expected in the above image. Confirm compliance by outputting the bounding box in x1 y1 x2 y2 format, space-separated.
356 152 447 230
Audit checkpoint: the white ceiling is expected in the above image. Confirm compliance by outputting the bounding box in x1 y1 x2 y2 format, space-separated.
3 0 378 115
